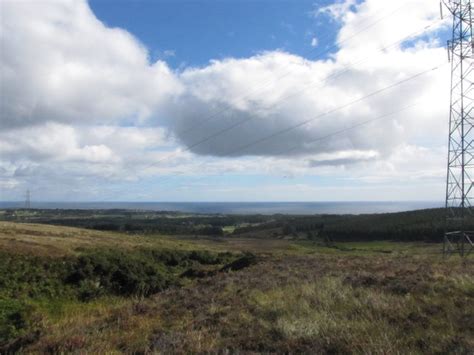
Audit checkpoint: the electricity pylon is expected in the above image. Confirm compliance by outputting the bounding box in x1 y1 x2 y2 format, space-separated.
443 0 474 256
25 189 31 209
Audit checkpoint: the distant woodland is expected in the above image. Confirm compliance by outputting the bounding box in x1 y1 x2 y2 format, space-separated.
2 208 472 242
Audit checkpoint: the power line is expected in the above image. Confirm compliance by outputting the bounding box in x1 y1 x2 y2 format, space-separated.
105 3 427 180
163 102 422 181
102 102 423 200
54 4 444 202
133 21 441 176
274 102 422 157
99 64 443 200
174 66 441 175
177 2 410 137
226 65 442 157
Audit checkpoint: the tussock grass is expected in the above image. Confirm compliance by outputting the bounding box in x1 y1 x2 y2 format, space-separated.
250 278 412 352
0 221 222 257
0 222 473 353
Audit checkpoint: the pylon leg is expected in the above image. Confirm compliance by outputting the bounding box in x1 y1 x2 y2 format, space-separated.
443 0 474 258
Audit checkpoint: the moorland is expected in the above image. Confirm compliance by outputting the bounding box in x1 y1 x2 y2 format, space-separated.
0 208 473 353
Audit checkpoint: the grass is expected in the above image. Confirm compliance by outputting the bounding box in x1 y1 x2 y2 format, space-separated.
0 221 473 353
0 221 219 256
248 275 471 353
249 278 403 351
222 225 236 234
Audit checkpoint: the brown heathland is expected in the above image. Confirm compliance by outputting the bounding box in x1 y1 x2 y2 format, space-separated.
1 222 473 353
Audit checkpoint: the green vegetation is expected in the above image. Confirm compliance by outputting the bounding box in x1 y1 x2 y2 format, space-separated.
4 207 473 242
0 209 267 236
234 208 472 242
0 221 247 351
0 213 473 353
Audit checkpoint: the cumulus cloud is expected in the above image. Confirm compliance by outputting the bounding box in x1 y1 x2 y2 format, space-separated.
0 123 118 163
0 0 181 129
161 16 447 160
315 0 359 21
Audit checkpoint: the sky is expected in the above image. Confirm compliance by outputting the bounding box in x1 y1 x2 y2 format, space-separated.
0 0 452 202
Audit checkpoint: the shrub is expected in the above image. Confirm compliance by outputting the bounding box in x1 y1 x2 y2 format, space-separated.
66 250 172 298
221 253 257 271
189 250 225 265
0 299 35 345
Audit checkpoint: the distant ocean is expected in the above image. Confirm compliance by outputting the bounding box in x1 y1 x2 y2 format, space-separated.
0 201 443 215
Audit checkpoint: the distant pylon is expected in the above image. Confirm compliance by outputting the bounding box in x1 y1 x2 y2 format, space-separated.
443 0 474 257
25 189 31 209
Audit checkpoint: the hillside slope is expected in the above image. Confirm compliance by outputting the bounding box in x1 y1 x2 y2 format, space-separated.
0 222 473 353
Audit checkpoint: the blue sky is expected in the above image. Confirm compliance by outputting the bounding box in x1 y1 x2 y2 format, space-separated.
89 0 339 68
0 0 451 202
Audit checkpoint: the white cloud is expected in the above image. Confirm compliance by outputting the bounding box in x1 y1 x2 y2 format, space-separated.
151 0 448 162
314 0 358 21
0 123 119 163
162 48 446 159
0 0 182 130
309 149 379 167
311 37 319 47
163 49 176 57
0 0 452 201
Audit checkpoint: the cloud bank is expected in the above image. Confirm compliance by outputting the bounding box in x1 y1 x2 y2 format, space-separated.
0 0 450 200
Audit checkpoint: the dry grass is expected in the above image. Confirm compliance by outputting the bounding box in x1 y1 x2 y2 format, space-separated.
13 253 472 353
0 222 225 257
1 222 473 353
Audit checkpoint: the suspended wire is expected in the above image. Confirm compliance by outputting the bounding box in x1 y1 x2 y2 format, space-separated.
275 102 421 157
30 4 447 202
133 20 442 176
106 3 421 180
170 101 422 189
25 20 446 201
177 3 410 137
99 63 445 201
225 65 442 157
101 102 423 201
166 65 442 177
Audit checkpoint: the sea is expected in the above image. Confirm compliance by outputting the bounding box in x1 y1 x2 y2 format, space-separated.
0 201 443 215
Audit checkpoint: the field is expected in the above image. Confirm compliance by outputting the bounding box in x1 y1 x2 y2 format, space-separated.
0 218 473 353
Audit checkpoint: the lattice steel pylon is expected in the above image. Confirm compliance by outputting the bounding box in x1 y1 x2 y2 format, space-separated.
443 0 474 257
25 189 30 209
